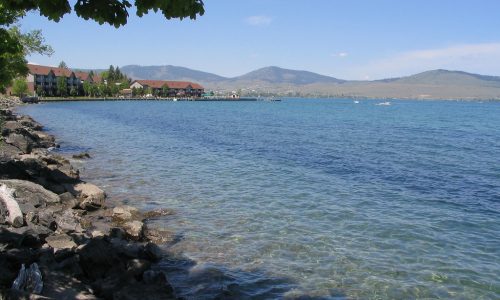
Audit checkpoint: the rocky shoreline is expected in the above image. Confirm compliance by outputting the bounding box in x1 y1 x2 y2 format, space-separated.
0 99 179 299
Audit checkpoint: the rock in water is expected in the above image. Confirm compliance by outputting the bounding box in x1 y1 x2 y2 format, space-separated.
66 182 106 210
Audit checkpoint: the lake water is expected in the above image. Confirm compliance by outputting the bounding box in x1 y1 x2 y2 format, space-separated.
19 99 500 299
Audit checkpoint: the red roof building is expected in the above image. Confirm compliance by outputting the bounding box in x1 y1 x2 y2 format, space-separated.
130 80 204 97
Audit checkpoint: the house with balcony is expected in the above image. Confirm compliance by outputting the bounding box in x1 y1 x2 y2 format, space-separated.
130 80 204 97
26 64 99 96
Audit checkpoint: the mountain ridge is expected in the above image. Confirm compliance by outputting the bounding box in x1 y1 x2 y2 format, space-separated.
80 64 500 99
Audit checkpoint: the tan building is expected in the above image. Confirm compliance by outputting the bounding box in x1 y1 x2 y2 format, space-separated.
130 80 204 97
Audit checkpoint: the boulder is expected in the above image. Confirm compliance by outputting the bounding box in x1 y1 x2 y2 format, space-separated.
16 115 43 130
5 133 34 153
112 205 141 222
1 121 24 136
66 183 106 210
122 221 144 241
0 179 60 209
55 210 83 233
72 152 91 159
78 238 124 280
143 208 175 219
143 225 175 244
45 234 77 250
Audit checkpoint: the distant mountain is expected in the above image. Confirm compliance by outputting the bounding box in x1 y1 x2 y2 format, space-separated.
231 66 344 85
112 64 500 100
391 69 500 87
120 65 227 83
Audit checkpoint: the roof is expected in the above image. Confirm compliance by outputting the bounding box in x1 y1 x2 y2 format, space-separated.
27 64 73 77
133 80 203 89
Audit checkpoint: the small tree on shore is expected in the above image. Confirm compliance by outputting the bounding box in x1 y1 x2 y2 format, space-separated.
83 81 91 97
161 85 169 97
131 87 137 97
36 85 44 96
12 78 28 96
56 76 67 97
69 86 77 97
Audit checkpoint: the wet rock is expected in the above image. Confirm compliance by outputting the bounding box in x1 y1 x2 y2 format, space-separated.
140 242 163 262
72 152 91 159
122 221 144 241
45 234 77 250
0 179 60 208
31 131 56 149
47 163 80 183
143 208 175 219
126 259 151 278
143 225 175 244
112 205 141 222
66 183 105 210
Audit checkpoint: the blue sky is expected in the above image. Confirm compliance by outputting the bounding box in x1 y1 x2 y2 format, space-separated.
20 0 500 80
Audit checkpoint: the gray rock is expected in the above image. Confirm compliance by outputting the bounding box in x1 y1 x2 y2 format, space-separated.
45 234 77 250
65 183 105 210
5 133 33 153
112 205 141 222
143 208 175 219
143 225 175 244
122 221 144 241
0 179 60 208
55 210 82 233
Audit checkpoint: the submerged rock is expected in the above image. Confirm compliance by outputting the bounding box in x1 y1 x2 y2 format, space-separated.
122 221 144 241
66 183 106 210
112 205 141 222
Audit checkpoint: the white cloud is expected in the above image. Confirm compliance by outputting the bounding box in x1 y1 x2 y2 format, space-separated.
245 15 272 26
332 52 348 58
352 43 500 79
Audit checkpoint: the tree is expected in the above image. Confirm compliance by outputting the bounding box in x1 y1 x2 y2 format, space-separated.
161 85 169 97
11 78 28 96
70 87 77 97
2 0 205 28
0 4 53 92
108 65 115 81
56 76 67 97
83 81 91 97
58 61 68 69
131 87 137 97
36 85 44 97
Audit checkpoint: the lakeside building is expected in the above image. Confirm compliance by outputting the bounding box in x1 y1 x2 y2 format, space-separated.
130 80 204 97
23 64 101 96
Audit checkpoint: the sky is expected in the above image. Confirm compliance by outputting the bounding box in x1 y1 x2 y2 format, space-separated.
19 0 500 80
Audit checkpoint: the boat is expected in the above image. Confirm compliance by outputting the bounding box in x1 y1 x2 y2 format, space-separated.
376 101 391 106
354 100 360 104
172 98 178 102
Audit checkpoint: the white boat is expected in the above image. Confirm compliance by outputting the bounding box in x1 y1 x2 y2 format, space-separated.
376 101 391 106
172 98 178 102
354 100 360 104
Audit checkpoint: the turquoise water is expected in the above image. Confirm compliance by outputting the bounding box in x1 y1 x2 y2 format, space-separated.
19 99 500 299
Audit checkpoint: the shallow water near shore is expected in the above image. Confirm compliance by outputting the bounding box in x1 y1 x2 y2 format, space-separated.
18 99 500 299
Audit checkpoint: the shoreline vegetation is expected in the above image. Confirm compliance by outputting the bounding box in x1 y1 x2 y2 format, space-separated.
0 96 181 299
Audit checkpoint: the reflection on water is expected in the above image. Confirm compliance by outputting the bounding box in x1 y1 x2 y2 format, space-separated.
19 99 500 299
